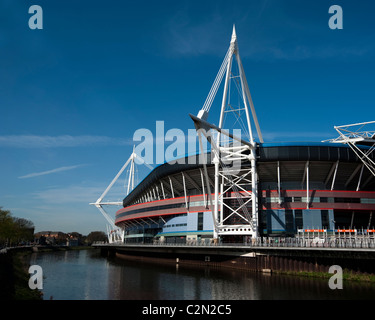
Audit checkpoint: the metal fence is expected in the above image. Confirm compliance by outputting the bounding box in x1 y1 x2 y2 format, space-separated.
95 236 375 250
150 237 375 249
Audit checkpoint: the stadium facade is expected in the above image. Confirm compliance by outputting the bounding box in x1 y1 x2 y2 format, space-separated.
115 143 375 243
92 26 375 244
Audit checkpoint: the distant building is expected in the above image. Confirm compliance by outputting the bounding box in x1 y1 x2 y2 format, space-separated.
34 231 68 245
66 238 79 246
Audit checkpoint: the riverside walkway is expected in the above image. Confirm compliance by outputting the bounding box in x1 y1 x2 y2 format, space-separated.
93 235 375 260
94 235 375 249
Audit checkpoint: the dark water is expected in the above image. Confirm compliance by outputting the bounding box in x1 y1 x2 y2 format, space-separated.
29 249 375 300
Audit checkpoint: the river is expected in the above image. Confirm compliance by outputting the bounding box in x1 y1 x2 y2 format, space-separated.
28 248 375 300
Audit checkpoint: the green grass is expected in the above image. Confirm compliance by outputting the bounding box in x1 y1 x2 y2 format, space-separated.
274 269 375 283
2 251 43 300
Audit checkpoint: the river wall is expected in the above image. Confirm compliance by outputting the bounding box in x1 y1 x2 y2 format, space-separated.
99 245 375 278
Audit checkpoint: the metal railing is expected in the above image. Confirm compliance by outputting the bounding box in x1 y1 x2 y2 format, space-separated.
94 236 375 250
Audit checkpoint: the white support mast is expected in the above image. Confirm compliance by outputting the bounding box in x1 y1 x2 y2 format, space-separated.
190 26 263 240
90 147 151 243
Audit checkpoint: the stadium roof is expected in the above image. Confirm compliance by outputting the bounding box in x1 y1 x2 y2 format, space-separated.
122 142 375 207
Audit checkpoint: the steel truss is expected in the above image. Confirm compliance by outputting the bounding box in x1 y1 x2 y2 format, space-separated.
190 26 263 240
90 147 152 243
325 121 375 177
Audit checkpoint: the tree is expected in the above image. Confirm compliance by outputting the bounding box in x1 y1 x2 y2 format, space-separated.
86 231 107 245
0 208 14 246
0 207 35 247
13 217 35 243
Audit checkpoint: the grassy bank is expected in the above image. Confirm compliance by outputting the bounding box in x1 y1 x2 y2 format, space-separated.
0 246 94 300
0 251 42 300
274 269 375 282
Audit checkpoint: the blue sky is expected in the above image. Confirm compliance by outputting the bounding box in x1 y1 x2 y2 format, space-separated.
1 0 374 235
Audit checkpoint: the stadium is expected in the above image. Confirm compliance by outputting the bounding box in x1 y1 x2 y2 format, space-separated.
114 142 375 243
93 27 375 244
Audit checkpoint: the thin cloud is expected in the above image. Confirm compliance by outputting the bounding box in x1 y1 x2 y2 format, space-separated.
18 164 87 179
31 183 126 204
0 135 132 148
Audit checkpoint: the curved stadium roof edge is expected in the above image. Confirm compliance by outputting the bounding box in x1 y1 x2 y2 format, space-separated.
123 141 374 207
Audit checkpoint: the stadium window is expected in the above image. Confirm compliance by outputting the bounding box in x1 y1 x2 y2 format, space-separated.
294 210 303 231
334 197 360 203
197 212 204 231
361 198 375 204
321 210 329 229
294 197 302 202
285 210 294 232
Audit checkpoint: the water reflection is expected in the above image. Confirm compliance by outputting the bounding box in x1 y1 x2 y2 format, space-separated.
30 249 375 300
30 249 112 300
